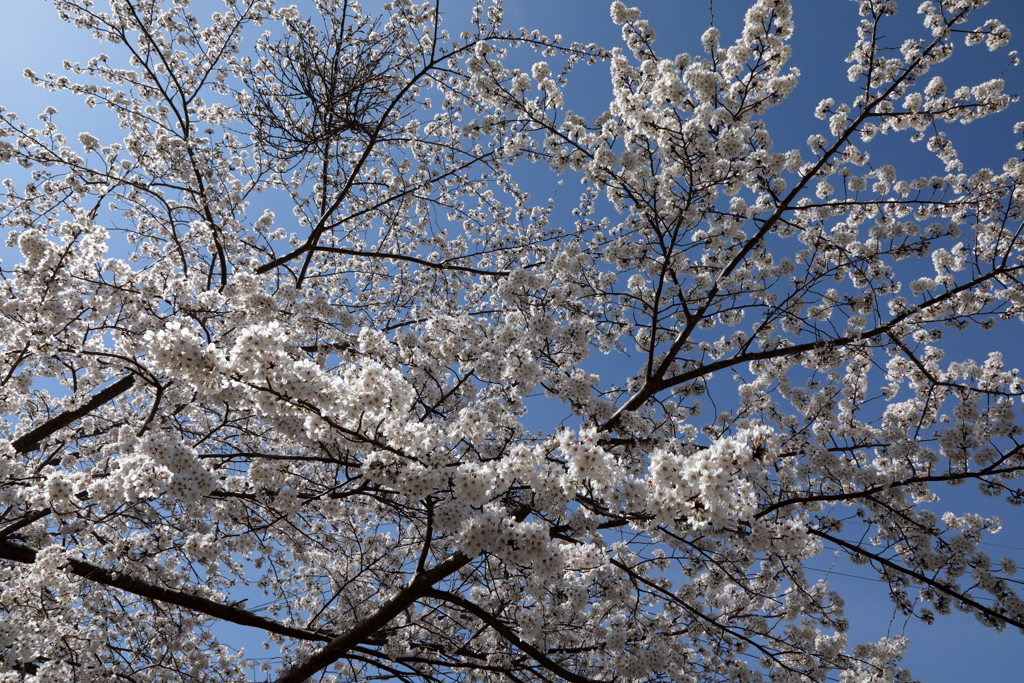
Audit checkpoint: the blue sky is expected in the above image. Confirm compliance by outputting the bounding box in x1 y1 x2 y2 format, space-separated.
3 1 1024 681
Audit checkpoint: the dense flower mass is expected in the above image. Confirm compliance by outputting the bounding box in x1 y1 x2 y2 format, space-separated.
0 1 1023 683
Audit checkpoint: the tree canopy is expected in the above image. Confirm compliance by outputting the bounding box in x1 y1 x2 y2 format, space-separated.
1 1 1023 682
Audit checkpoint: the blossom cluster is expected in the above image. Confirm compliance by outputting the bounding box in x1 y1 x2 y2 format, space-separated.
647 426 776 531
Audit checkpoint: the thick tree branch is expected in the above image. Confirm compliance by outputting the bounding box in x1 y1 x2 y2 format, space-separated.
599 264 1021 434
0 509 51 541
310 245 510 276
756 445 1024 519
809 529 1024 631
12 375 136 454
271 550 473 683
0 540 331 642
423 588 604 683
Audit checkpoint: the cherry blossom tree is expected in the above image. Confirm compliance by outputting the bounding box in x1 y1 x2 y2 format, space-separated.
1 0 1023 682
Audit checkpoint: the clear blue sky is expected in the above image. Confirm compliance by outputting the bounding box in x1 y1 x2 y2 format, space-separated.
2 1 1024 681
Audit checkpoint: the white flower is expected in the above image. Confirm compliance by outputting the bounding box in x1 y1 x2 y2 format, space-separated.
78 131 101 153
701 26 720 50
909 277 936 294
610 1 640 24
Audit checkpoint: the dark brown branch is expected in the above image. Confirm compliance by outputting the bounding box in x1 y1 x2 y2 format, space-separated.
423 588 603 683
756 449 1024 520
0 540 331 642
0 509 51 541
599 265 1021 434
271 550 473 683
12 375 136 454
809 529 1024 631
310 246 509 277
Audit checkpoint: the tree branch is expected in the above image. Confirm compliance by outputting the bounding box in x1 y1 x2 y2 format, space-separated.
12 375 136 454
809 529 1024 631
271 550 473 683
0 540 331 642
423 588 604 683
